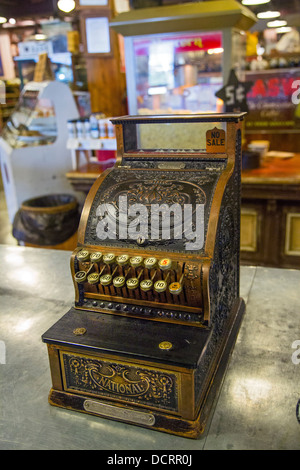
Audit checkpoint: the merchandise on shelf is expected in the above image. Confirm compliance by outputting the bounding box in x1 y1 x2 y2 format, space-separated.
67 114 115 140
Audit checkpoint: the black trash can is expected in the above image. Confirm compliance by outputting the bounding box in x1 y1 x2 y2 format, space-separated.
242 150 260 170
12 194 80 250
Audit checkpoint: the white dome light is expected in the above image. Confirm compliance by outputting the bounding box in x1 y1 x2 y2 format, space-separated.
242 0 270 5
267 20 287 27
57 0 76 13
257 11 281 19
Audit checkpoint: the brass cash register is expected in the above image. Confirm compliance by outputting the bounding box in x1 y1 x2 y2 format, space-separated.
42 113 246 439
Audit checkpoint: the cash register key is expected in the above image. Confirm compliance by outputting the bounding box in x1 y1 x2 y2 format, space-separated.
87 272 100 285
154 279 168 293
113 276 126 288
77 250 90 261
103 253 116 265
169 281 183 295
116 254 130 266
144 257 157 269
100 274 112 286
140 279 153 292
74 271 87 283
90 252 103 263
129 256 143 268
158 258 172 271
126 277 139 290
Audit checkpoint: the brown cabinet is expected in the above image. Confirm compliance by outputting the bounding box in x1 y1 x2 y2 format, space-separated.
241 155 300 269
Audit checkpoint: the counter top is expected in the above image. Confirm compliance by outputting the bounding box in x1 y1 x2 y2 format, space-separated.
242 154 300 185
66 161 108 181
0 244 299 450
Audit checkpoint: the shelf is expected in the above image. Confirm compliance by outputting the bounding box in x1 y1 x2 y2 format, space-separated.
67 137 117 151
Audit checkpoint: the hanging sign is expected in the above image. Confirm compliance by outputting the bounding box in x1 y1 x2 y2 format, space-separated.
245 69 300 131
215 69 253 113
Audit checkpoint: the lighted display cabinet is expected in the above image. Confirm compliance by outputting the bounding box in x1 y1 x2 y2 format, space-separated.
110 0 256 114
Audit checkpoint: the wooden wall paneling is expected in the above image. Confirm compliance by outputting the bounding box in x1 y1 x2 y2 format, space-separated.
285 213 300 255
86 38 127 116
260 199 279 267
240 202 264 266
240 208 258 252
280 205 300 268
79 2 128 117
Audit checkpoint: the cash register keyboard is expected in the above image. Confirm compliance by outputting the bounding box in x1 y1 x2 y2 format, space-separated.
72 248 203 326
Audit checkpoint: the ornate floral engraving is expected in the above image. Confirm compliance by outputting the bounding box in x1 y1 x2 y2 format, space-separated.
63 353 178 411
194 129 242 402
84 168 222 253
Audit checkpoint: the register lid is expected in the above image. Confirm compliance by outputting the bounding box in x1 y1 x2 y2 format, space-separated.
110 113 247 125
42 307 211 369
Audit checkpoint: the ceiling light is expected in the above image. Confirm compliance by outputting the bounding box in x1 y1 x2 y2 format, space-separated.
57 0 76 13
257 11 280 19
34 34 47 41
19 20 35 26
267 20 287 27
242 0 270 5
9 18 16 25
276 26 292 33
0 17 7 24
207 48 224 55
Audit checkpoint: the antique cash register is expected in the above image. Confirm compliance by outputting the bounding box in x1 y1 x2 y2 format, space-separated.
42 113 246 438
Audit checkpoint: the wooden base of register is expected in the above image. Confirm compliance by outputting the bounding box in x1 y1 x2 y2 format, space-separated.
42 298 245 439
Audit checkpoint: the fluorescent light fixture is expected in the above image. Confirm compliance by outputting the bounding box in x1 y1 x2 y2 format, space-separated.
148 86 167 95
207 47 224 55
0 17 7 24
276 26 292 33
34 33 47 40
257 11 280 19
267 19 287 27
242 0 270 5
57 0 76 13
19 20 35 26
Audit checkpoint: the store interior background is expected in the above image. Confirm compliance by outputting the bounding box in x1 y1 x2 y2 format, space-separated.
0 0 299 269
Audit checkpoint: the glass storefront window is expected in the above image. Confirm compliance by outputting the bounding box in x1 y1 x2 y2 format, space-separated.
132 31 224 114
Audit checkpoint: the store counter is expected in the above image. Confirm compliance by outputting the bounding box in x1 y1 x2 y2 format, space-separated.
0 245 299 450
241 153 300 269
65 161 112 196
65 153 300 192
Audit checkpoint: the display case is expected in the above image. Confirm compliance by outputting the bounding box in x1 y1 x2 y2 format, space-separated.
129 31 224 114
2 84 57 149
110 0 256 115
14 53 73 90
0 80 79 223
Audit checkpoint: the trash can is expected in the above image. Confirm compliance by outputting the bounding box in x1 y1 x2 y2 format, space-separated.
12 194 80 250
242 150 260 170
